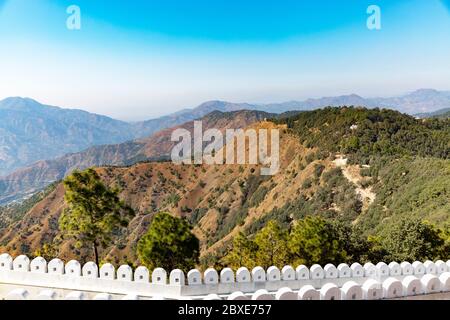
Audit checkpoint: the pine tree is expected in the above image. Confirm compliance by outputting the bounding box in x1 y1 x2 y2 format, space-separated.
254 221 290 268
223 232 258 269
59 168 134 265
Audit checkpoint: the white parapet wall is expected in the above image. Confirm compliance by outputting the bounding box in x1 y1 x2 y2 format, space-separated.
0 253 449 300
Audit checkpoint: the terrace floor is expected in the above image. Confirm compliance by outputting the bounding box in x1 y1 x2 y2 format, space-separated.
395 292 450 300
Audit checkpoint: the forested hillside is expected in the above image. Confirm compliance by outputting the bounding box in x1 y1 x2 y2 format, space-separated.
0 107 448 270
275 107 449 163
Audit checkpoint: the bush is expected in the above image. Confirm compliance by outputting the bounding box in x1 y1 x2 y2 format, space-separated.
302 178 313 189
380 217 446 261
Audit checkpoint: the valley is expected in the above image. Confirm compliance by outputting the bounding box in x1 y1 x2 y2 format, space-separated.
0 109 272 204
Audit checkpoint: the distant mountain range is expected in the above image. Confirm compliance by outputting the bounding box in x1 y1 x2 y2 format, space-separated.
190 89 450 115
0 98 264 177
415 107 450 119
0 97 175 176
0 110 273 204
1 88 449 187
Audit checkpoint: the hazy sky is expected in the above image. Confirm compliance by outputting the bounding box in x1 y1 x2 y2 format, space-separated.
1 0 450 120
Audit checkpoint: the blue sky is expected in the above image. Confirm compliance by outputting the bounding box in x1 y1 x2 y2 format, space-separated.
0 0 449 120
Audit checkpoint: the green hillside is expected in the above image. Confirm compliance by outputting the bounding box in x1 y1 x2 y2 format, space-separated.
275 106 450 163
272 107 449 231
359 157 450 233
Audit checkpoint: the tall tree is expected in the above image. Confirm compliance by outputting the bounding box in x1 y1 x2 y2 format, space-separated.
137 212 199 272
223 232 258 270
254 221 290 268
59 168 134 265
288 216 347 266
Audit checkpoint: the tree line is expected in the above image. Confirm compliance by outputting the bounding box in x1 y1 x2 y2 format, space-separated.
54 168 449 272
223 217 450 270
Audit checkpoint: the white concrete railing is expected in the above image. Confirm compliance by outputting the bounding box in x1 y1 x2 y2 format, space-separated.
3 271 450 300
1 253 450 300
223 270 450 300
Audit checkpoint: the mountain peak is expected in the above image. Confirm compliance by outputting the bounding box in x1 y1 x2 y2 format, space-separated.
0 97 52 111
346 93 364 99
197 100 230 108
1 96 40 104
408 88 441 97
